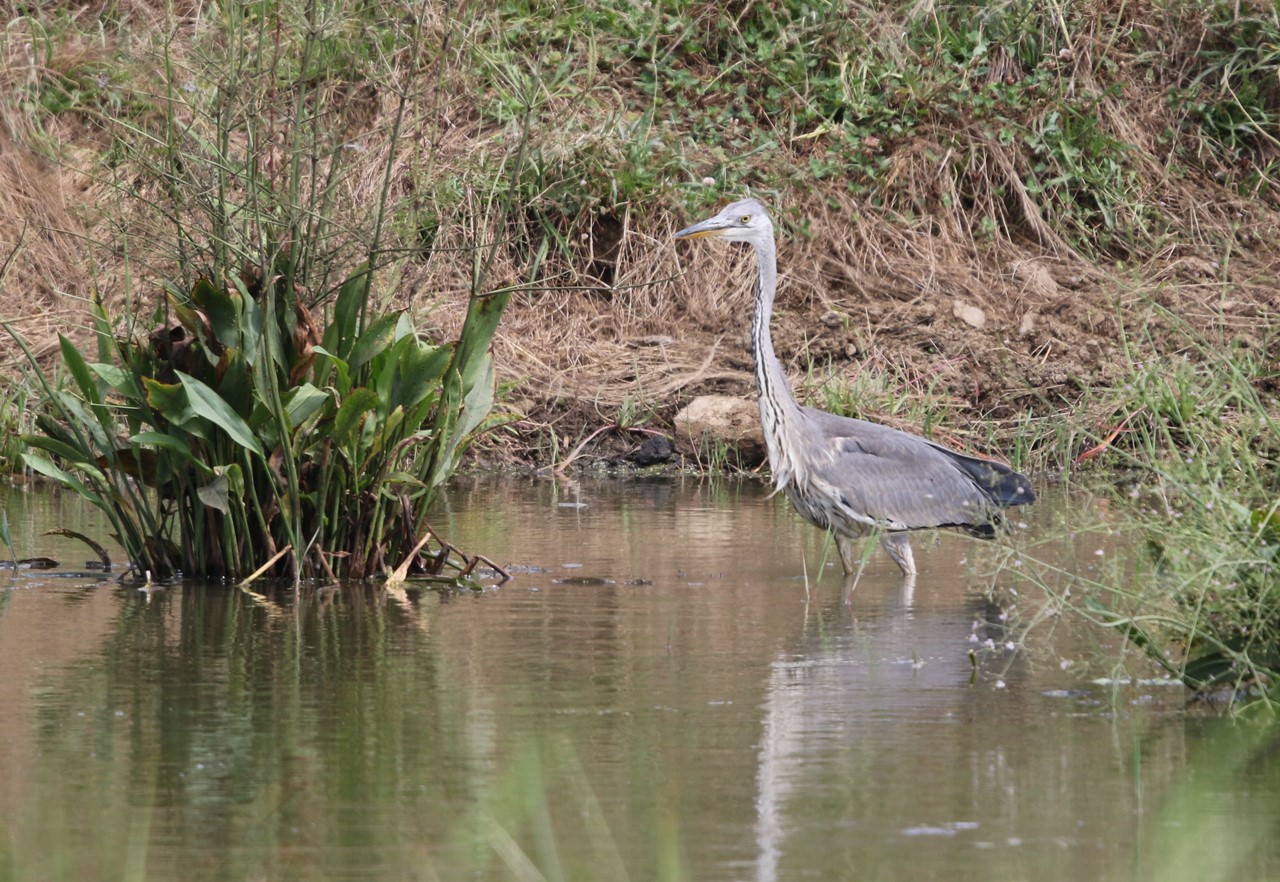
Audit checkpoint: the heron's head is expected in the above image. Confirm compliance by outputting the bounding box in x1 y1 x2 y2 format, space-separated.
673 198 773 246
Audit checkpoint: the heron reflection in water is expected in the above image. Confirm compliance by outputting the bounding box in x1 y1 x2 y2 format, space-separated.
674 199 1034 586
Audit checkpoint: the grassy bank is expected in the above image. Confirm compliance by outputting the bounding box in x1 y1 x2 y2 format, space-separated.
1012 303 1278 705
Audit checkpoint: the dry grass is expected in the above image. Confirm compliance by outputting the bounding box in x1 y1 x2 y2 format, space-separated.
0 20 105 366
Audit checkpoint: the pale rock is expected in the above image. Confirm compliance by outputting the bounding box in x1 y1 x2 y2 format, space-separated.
1012 260 1060 299
1018 309 1038 336
952 300 987 330
673 395 765 466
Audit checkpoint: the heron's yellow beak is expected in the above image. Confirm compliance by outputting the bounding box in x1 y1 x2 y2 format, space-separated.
673 220 727 240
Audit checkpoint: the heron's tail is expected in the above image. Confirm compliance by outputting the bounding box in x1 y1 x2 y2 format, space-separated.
933 446 1036 508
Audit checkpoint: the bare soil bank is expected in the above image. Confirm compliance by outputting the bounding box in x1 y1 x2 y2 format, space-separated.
482 197 1279 470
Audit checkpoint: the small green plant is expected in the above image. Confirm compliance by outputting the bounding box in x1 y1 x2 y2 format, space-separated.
0 378 33 474
680 429 735 478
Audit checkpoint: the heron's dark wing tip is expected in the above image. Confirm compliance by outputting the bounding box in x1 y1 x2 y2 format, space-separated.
940 450 1035 508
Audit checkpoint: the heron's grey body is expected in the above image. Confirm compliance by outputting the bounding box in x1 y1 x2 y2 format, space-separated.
674 198 1034 578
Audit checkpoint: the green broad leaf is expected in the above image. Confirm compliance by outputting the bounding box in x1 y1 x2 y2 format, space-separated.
219 463 245 498
214 349 254 416
373 334 410 404
177 372 264 457
365 405 405 462
310 345 350 394
196 473 231 513
23 435 96 465
22 452 77 485
349 312 402 372
454 288 511 390
239 287 263 364
144 378 196 423
247 335 285 429
416 283 510 494
90 363 143 400
430 355 495 489
330 264 372 361
390 340 452 415
404 388 441 430
127 431 212 478
191 276 240 351
91 297 114 365
21 453 103 503
456 354 496 440
32 414 78 450
59 334 103 406
257 282 289 374
418 341 452 380
52 391 113 453
320 317 340 364
129 431 194 457
394 312 415 340
333 387 381 446
284 383 332 429
245 397 280 450
384 470 428 489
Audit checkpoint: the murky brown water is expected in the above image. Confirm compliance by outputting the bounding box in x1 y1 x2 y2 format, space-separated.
0 477 1276 881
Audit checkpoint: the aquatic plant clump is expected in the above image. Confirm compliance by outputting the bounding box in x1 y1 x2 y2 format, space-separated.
11 269 505 582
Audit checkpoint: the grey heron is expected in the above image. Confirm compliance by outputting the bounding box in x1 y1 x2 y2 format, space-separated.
674 198 1034 578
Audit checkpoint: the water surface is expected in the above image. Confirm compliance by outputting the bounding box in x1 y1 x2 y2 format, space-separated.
0 477 1275 881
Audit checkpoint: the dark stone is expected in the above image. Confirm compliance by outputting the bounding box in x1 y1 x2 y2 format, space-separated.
627 435 674 467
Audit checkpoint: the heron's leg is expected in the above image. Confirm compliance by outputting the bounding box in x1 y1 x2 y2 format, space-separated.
836 536 859 575
837 533 872 603
879 532 918 576
899 572 917 607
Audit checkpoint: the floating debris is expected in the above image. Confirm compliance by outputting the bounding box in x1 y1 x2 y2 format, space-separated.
1090 677 1185 687
0 557 59 570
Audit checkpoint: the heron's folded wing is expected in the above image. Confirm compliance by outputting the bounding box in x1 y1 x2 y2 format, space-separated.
803 410 1016 531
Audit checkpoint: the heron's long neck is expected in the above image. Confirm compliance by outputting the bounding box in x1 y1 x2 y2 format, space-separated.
751 236 803 489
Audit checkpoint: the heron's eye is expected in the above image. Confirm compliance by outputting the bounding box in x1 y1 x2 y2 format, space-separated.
739 214 751 224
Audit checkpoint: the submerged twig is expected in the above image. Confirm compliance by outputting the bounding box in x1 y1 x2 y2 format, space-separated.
237 545 293 589
471 553 511 584
388 532 435 586
45 528 111 571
